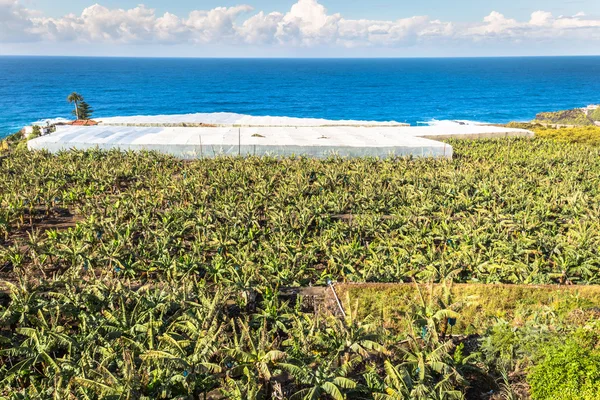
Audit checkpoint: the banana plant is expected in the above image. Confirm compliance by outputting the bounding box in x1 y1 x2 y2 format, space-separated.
283 357 360 400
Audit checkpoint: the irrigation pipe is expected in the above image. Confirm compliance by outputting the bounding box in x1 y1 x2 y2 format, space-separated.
329 282 346 318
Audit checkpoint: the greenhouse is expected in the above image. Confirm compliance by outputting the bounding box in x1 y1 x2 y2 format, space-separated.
27 114 534 159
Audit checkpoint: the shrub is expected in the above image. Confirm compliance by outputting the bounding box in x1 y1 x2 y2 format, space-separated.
6 131 24 143
479 320 551 373
528 335 600 400
29 125 41 139
1 132 26 153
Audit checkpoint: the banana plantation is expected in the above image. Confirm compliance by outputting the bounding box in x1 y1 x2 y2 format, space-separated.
1 136 600 399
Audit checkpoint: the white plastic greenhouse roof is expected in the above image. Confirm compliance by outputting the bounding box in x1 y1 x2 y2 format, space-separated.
28 125 453 158
27 114 534 159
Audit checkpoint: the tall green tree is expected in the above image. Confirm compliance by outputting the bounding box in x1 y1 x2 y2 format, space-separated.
67 92 83 120
76 101 94 120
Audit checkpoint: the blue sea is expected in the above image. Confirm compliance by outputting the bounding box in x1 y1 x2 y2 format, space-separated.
1 56 599 138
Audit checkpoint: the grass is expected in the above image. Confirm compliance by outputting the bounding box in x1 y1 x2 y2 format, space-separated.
337 283 600 335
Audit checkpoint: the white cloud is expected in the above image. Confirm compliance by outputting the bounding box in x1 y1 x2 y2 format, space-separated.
466 11 519 37
0 0 37 41
529 11 553 27
239 11 283 45
185 5 253 43
1 0 600 51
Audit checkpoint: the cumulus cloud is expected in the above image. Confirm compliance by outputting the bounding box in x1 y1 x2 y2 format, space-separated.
529 11 553 27
0 0 37 41
1 0 600 49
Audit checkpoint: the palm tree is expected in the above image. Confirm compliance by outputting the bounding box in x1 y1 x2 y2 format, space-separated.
67 92 83 120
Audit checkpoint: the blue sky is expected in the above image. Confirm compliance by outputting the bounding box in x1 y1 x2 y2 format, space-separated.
25 0 600 21
2 0 600 56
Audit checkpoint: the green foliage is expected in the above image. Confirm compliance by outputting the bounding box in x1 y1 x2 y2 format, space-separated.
0 276 477 399
1 131 28 153
67 92 83 120
2 138 600 286
29 125 41 139
5 131 24 143
77 101 94 120
528 335 600 400
2 138 600 398
479 320 550 373
0 280 229 398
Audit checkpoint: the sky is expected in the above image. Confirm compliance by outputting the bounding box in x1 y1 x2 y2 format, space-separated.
1 0 600 57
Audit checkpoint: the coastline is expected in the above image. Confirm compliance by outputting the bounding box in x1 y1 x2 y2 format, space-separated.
2 56 599 138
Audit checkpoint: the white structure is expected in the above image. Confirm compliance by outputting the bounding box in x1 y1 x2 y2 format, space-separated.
28 114 534 159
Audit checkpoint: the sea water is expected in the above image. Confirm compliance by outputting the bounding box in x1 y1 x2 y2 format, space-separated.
1 56 599 137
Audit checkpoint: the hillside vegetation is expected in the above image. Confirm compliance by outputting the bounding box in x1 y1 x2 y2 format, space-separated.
533 107 600 126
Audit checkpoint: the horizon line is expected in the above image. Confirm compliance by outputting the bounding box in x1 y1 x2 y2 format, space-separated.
1 54 600 60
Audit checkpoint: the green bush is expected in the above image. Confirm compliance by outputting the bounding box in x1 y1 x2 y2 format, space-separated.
1 132 26 153
590 107 600 122
528 335 600 400
5 131 24 143
27 125 41 139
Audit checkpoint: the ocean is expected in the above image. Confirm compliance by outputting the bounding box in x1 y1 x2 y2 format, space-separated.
1 56 599 138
